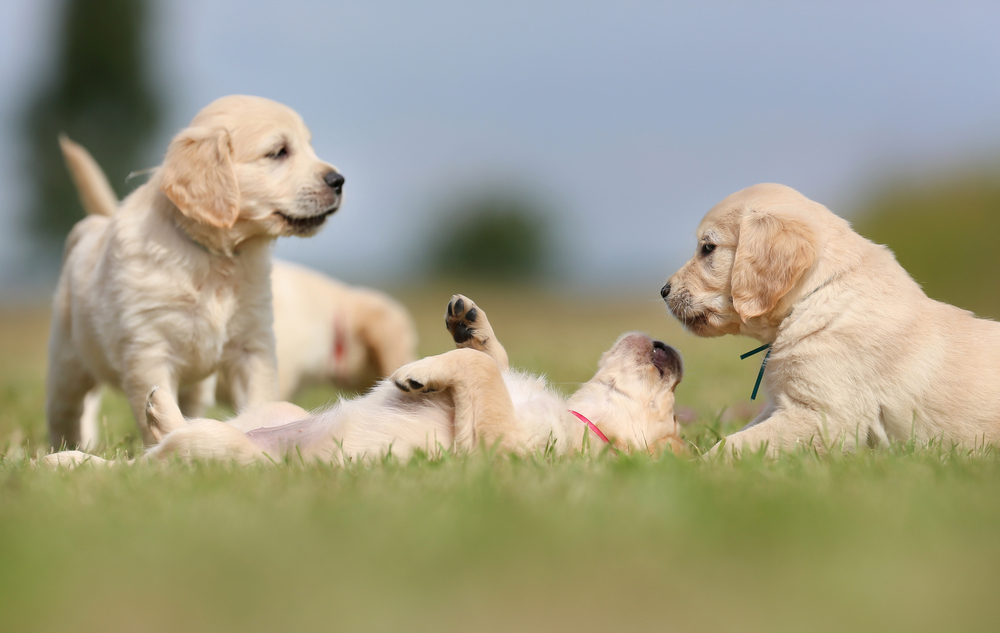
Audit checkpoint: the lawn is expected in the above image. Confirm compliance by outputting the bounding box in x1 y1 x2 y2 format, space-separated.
2 286 998 632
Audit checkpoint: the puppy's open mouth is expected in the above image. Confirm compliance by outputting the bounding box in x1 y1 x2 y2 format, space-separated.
651 340 683 381
275 207 338 230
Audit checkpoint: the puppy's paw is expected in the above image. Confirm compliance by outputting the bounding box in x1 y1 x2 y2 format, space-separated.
39 450 110 468
390 358 446 395
445 294 485 346
145 386 184 442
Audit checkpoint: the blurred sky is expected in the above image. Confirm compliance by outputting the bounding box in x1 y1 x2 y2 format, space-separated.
2 0 1000 298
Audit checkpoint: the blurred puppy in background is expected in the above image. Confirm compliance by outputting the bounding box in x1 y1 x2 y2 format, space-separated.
662 183 1000 456
267 260 416 398
52 95 344 448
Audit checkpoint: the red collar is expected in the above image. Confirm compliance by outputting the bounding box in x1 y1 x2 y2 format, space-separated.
569 410 618 452
330 316 347 366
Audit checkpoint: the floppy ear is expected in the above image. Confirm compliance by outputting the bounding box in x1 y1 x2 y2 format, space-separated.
159 127 239 228
731 211 816 321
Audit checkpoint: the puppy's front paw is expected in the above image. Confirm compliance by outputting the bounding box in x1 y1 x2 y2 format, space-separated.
443 294 508 370
39 450 109 468
390 358 445 394
445 294 484 345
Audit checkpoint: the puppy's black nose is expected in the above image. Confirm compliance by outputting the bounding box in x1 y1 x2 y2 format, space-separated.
324 171 345 193
660 283 671 299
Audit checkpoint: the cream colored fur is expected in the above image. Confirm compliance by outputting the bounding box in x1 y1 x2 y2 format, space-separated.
49 95 344 448
61 136 415 409
663 183 1000 456
266 260 417 397
43 295 684 466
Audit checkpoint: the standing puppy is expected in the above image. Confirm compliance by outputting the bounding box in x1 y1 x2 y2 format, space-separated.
662 183 1000 456
49 95 344 448
61 141 415 406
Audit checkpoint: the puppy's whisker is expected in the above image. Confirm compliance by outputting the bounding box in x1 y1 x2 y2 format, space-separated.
125 166 156 183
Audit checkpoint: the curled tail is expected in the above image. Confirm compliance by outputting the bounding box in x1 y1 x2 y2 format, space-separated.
59 134 118 217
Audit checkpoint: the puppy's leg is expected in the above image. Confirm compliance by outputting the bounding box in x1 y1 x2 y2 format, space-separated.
709 404 860 458
145 386 187 443
390 348 522 451
45 338 97 450
221 333 279 412
178 375 216 418
39 450 114 468
444 295 509 371
144 391 282 463
122 356 176 446
79 387 104 450
143 421 266 465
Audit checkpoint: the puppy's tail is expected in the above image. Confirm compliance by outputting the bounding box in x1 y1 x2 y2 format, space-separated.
59 134 118 217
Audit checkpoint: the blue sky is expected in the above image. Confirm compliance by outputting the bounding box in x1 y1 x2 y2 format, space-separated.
2 0 999 297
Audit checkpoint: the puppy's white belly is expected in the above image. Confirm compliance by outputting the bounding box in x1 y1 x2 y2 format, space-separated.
247 385 456 463
336 392 455 461
505 371 572 452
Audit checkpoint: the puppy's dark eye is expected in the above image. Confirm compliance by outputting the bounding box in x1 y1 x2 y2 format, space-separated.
700 243 716 256
266 145 289 160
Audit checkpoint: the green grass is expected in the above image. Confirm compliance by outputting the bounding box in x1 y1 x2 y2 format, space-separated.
2 287 999 632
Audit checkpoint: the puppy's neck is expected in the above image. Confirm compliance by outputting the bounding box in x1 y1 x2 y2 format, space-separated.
753 235 878 347
738 267 834 343
171 210 236 257
151 188 265 259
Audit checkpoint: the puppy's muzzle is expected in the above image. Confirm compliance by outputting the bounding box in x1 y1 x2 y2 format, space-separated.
663 287 708 330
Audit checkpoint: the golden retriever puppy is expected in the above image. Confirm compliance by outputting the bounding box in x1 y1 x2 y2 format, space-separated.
43 295 683 466
49 95 344 448
662 183 1000 456
61 142 414 410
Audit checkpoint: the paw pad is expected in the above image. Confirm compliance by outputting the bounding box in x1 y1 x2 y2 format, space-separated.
445 294 481 344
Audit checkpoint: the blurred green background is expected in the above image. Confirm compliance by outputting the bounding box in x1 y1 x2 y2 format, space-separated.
854 169 1000 319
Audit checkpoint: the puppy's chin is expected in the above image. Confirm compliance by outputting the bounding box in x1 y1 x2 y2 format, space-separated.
272 206 339 237
671 308 737 338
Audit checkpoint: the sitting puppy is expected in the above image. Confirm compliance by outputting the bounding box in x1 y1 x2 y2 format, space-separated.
49 95 344 448
44 295 683 466
662 183 1000 456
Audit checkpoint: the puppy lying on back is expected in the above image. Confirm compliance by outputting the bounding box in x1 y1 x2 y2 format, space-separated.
44 295 684 466
51 95 344 448
662 183 1000 456
62 142 416 405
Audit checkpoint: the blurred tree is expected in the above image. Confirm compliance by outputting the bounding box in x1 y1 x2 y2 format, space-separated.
853 171 1000 319
427 190 553 282
21 0 160 251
